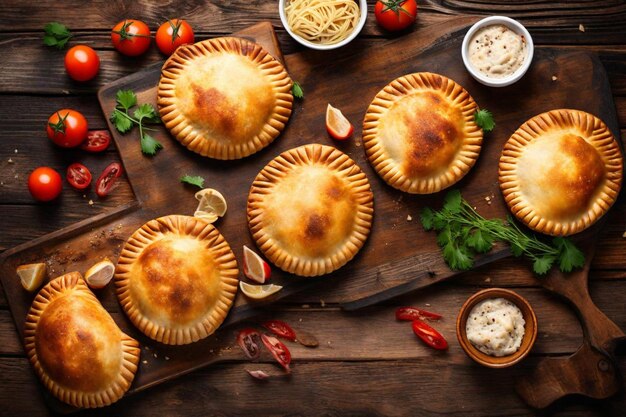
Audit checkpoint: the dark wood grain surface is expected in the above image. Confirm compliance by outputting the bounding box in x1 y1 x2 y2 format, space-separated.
0 1 625 416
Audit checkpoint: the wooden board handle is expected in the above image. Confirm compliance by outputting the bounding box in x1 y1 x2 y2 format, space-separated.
516 342 622 409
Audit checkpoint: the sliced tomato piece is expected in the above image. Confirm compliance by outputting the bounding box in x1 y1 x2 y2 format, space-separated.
396 306 442 321
262 320 297 341
81 130 111 153
261 333 291 372
412 320 448 350
66 163 92 190
95 162 123 198
237 328 262 360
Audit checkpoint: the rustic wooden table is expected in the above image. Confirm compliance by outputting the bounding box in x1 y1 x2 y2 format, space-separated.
1 1 625 416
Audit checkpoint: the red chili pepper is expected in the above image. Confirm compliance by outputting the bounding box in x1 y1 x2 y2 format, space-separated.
236 328 262 360
411 320 448 350
396 306 442 321
262 320 297 341
261 333 291 372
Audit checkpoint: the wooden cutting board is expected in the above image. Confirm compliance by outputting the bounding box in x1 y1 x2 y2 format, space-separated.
0 17 622 412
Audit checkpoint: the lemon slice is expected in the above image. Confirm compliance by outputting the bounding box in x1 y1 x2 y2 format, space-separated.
194 188 227 223
85 258 115 289
17 262 47 292
239 281 283 300
326 103 354 140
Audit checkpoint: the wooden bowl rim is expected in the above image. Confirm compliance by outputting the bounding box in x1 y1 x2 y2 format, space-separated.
456 288 538 368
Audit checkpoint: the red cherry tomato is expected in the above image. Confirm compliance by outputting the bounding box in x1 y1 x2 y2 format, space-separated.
261 334 292 372
64 45 100 82
236 328 262 360
396 307 443 321
46 109 88 148
95 162 123 198
28 167 62 202
111 19 151 56
262 320 297 341
66 163 92 190
412 320 448 350
81 130 111 153
374 0 418 32
156 19 195 55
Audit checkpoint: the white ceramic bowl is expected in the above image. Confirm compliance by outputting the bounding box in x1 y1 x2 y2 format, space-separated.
278 0 368 51
461 16 534 87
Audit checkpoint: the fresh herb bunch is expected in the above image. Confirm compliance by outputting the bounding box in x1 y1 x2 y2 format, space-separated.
110 90 163 155
43 22 72 49
420 190 585 275
180 175 205 188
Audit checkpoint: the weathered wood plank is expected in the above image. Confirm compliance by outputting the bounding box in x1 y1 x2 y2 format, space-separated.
1 356 624 417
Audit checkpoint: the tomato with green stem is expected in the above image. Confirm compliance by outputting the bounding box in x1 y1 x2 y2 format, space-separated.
46 109 88 148
156 19 195 55
111 19 151 56
28 167 62 202
374 0 418 32
64 45 100 82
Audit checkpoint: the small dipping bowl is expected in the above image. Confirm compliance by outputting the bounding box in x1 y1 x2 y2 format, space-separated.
461 16 534 87
278 0 368 51
457 288 537 368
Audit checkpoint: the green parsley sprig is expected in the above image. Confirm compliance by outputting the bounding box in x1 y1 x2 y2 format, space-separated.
180 175 205 188
110 90 163 155
474 109 495 132
43 22 72 49
420 190 585 275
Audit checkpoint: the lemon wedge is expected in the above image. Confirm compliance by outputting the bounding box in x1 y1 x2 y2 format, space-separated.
85 258 115 289
239 281 283 300
194 188 227 223
17 262 47 292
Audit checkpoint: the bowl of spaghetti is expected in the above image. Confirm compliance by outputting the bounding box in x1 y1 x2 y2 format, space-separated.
279 0 367 50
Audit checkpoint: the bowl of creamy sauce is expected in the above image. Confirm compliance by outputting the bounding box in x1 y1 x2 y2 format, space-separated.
457 288 538 368
462 16 534 87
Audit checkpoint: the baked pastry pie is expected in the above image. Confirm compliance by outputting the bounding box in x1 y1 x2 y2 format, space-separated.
115 215 239 345
362 72 483 194
499 109 623 236
157 36 293 159
247 144 374 276
24 272 140 408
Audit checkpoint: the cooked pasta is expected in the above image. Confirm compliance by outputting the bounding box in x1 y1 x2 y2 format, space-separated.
285 0 360 45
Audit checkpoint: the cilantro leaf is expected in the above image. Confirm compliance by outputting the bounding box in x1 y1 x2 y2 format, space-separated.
474 109 495 132
292 81 304 99
115 90 137 111
140 134 163 155
44 22 72 49
466 228 493 253
553 237 586 272
110 109 133 133
133 103 159 122
443 242 474 270
443 189 462 214
533 256 556 275
420 207 435 231
180 175 205 188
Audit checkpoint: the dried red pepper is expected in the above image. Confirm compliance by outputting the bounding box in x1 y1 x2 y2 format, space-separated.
262 320 297 341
